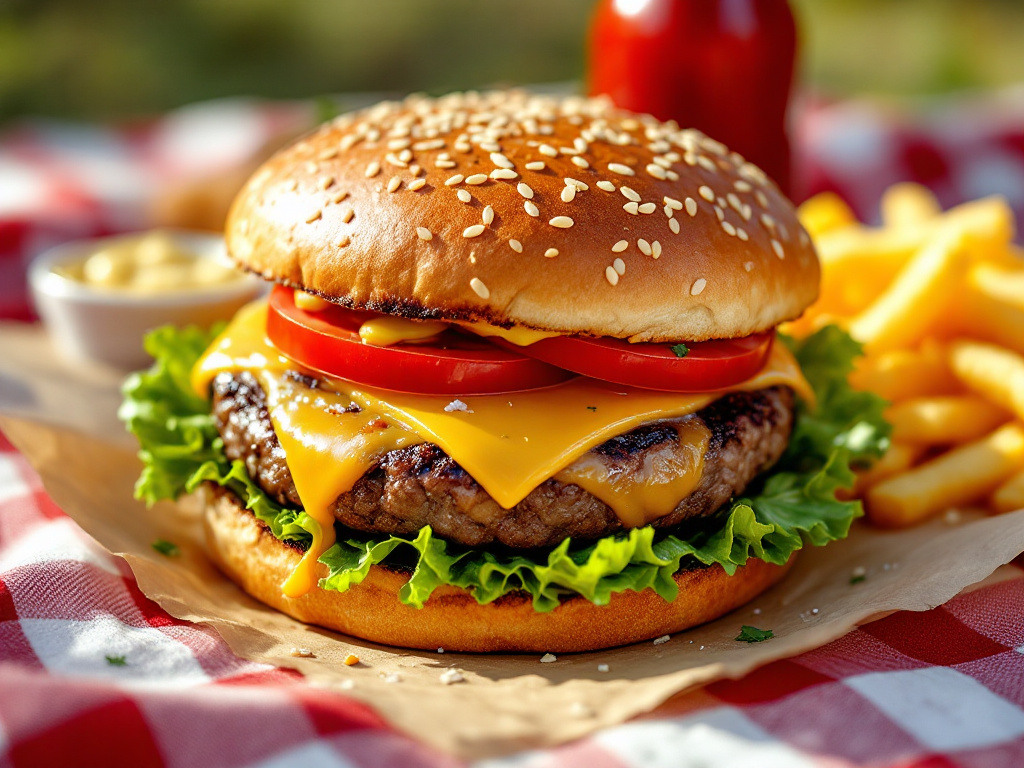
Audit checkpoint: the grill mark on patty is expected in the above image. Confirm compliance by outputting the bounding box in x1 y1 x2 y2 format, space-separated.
211 371 794 549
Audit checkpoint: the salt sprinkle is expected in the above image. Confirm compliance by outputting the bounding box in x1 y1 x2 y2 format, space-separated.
444 399 473 413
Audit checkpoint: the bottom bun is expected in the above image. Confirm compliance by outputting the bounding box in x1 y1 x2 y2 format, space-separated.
202 485 795 653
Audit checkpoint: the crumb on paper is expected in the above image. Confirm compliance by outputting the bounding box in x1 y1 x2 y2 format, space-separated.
444 399 473 413
380 672 402 683
290 647 314 658
945 509 962 525
343 654 360 666
540 653 557 663
439 669 465 685
653 635 670 646
597 664 609 673
437 647 445 654
753 608 762 615
340 679 355 690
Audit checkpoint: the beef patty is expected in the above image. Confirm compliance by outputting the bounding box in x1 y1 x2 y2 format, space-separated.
212 372 794 549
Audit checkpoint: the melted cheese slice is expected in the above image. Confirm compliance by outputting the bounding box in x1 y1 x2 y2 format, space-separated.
194 299 813 596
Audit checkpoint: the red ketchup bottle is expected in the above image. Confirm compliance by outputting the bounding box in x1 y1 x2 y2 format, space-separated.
588 0 797 195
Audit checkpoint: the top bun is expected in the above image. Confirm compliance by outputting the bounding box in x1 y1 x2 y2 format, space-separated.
226 91 818 342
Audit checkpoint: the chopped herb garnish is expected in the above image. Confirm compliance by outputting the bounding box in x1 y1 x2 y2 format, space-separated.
850 574 866 585
106 655 127 666
586 406 598 412
670 343 689 358
735 625 774 643
152 539 180 557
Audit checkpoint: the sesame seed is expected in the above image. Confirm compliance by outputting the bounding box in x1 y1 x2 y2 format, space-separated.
335 234 350 248
416 227 433 241
445 174 465 186
596 180 616 192
651 240 662 258
646 163 668 180
666 170 679 181
741 204 753 221
387 176 401 193
457 189 472 203
318 176 334 190
691 278 707 296
727 193 743 213
398 148 413 163
761 213 776 230
549 216 574 228
408 178 427 191
545 248 559 258
620 187 641 202
722 221 737 236
470 277 489 299
638 202 656 214
737 227 749 241
463 224 485 238
305 208 322 224
613 257 626 275
664 197 683 210
734 180 753 192
744 261 755 272
525 161 546 171
664 205 675 219
509 239 523 253
699 186 715 202
565 177 589 190
608 162 635 176
365 161 381 178
482 205 494 225
305 162 318 174
517 182 534 199
715 206 725 221
612 240 628 253
561 186 576 203
539 144 558 157
623 201 639 215
490 152 514 169
756 191 769 207
490 168 518 180
772 239 785 259
385 153 407 168
571 156 589 169
698 156 716 172
465 174 488 185
605 266 619 286
669 218 680 234
341 206 354 224
637 239 652 256
685 198 698 216
525 201 540 217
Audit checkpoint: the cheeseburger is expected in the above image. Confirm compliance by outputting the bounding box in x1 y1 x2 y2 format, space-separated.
122 91 887 652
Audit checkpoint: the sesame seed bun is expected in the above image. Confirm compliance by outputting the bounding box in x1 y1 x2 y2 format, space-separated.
226 91 818 342
202 485 794 653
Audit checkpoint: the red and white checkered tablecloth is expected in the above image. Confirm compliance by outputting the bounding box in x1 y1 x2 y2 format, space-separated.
4 93 1024 767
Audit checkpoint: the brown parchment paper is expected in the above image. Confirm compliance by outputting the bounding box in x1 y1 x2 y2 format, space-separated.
3 322 1024 759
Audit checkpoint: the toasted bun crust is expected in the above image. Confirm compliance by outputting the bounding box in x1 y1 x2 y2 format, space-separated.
226 91 818 342
201 486 794 653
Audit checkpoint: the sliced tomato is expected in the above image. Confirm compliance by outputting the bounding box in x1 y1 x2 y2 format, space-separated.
499 331 775 392
266 285 573 395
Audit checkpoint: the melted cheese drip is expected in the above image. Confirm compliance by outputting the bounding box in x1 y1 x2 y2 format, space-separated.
193 299 814 596
257 372 420 597
457 321 563 346
358 316 449 346
554 419 710 528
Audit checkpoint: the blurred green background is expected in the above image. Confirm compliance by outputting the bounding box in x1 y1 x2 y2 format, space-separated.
2 0 1023 121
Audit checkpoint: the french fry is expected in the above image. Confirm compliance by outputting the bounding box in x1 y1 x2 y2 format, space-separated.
849 341 961 402
848 226 972 353
866 423 1024 528
947 340 1024 422
880 182 941 228
797 192 857 238
885 396 1010 445
991 470 1024 514
852 441 924 497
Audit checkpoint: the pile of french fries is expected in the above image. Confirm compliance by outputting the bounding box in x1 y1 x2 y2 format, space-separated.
786 183 1024 528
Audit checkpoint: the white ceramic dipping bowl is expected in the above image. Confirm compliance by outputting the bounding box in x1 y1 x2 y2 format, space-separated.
29 230 265 369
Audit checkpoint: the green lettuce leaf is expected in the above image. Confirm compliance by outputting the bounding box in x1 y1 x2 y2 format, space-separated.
121 323 890 613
